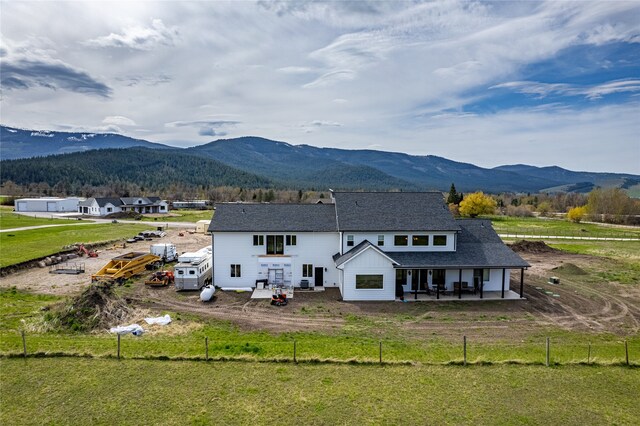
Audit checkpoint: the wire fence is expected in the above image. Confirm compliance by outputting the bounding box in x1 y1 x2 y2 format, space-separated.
3 332 638 367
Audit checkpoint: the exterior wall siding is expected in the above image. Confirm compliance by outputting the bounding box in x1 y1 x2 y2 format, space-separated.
212 232 340 288
340 248 396 301
341 232 456 253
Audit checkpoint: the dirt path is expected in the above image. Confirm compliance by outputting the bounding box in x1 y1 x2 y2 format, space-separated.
2 234 638 339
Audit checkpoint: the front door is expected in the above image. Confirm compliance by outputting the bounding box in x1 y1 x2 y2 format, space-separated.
314 267 324 287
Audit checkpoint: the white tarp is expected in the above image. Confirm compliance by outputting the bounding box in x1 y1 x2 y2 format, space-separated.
109 324 144 336
144 314 172 325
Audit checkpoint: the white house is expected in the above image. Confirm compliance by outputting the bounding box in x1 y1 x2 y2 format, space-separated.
208 192 530 302
14 197 81 213
78 197 168 216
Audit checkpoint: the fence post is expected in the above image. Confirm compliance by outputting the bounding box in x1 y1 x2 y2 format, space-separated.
379 341 382 365
117 334 121 360
463 336 467 366
545 337 550 367
625 340 629 366
293 340 297 364
205 336 209 361
21 330 27 358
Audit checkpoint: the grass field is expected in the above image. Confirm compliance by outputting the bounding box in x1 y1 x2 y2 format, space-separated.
488 215 640 239
0 223 149 267
0 207 82 229
140 209 213 223
1 288 637 366
1 358 638 425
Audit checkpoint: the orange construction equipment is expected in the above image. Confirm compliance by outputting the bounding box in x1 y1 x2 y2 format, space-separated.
77 244 98 258
145 271 175 287
91 252 161 283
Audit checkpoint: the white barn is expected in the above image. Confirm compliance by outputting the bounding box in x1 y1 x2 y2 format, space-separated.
14 197 81 213
78 197 168 216
209 192 529 302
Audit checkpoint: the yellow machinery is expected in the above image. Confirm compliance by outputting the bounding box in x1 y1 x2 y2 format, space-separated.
91 252 161 283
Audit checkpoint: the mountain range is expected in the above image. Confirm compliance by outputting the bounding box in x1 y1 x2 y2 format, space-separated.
1 125 638 194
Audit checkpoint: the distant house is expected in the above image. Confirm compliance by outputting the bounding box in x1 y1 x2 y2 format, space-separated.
14 197 81 213
78 197 168 216
208 192 530 301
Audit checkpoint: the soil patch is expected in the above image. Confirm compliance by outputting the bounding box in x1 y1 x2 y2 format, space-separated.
509 240 559 254
552 263 587 275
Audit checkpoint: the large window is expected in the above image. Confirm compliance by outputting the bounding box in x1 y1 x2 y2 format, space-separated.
253 235 264 246
377 235 384 246
266 235 284 255
347 235 354 247
433 235 447 246
394 235 408 246
302 264 313 277
412 235 429 246
483 269 490 282
230 264 241 277
286 235 297 246
356 274 384 290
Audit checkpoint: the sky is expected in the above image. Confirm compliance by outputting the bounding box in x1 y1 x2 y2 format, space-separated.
1 0 639 174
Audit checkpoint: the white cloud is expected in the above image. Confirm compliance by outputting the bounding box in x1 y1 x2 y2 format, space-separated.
103 116 136 126
492 79 640 100
84 19 179 50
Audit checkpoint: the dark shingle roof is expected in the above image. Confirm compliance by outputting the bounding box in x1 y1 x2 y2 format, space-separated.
209 203 338 232
92 198 124 207
333 192 460 232
333 240 398 267
387 220 529 268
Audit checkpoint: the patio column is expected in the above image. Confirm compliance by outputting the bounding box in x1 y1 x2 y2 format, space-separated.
436 280 440 300
501 268 505 299
458 269 462 299
480 279 484 299
520 269 524 298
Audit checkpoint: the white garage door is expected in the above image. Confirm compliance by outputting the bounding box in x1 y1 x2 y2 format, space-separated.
47 202 57 212
17 202 27 211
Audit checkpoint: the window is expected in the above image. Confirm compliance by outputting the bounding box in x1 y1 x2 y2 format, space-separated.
107 207 112 213
230 264 241 277
433 235 447 246
266 235 284 255
302 264 313 277
412 235 429 246
356 274 384 290
377 235 384 246
347 235 354 247
253 235 264 246
177 270 184 275
189 270 195 275
483 269 490 282
286 235 297 246
394 235 408 246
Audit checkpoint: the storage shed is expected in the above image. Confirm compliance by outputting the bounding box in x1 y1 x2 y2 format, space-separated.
196 220 211 234
14 197 81 213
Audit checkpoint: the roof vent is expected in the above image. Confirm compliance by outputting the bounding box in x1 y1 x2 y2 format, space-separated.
242 208 245 214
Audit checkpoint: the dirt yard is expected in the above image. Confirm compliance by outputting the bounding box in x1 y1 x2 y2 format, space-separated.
2 233 639 340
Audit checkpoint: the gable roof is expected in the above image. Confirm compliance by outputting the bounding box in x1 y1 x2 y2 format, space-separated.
388 219 530 268
332 192 460 232
333 240 399 268
208 203 338 232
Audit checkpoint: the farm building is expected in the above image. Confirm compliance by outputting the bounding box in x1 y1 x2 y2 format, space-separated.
78 197 168 216
14 197 81 213
209 192 530 302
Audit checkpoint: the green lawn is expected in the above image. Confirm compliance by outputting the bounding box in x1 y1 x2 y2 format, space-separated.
0 207 83 229
0 223 149 267
1 358 638 425
488 215 640 239
1 288 637 366
140 209 213 223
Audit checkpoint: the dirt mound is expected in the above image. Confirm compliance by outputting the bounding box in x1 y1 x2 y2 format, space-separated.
104 211 142 220
50 284 133 331
509 240 559 254
552 263 587 275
